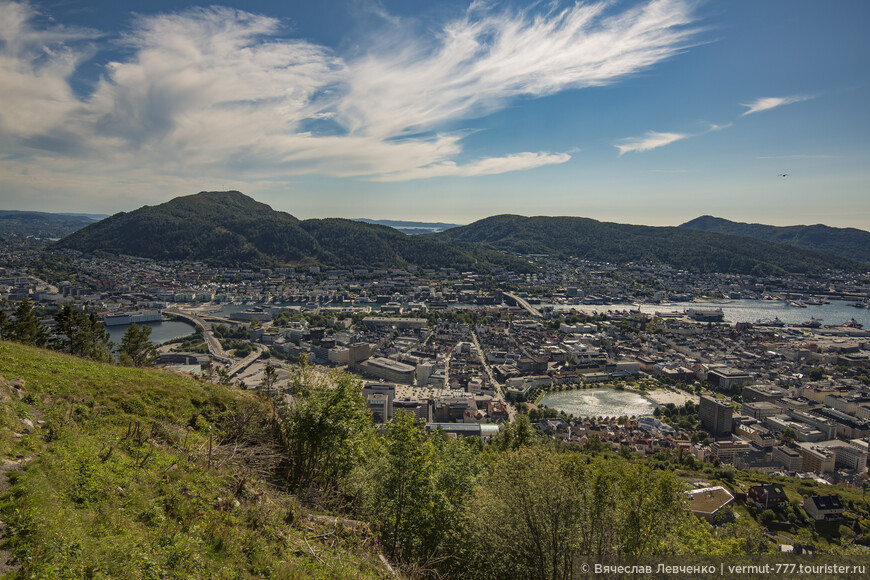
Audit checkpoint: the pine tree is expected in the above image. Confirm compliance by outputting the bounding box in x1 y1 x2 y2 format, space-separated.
8 299 50 347
119 323 158 367
54 304 114 362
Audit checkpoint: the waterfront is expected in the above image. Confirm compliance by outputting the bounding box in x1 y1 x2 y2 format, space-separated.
551 299 870 327
539 387 659 419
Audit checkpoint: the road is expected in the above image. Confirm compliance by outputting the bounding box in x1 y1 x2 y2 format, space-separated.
228 344 267 378
164 308 232 365
471 329 517 421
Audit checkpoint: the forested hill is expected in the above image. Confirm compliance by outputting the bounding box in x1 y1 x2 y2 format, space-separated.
434 214 869 276
53 191 529 272
300 218 530 272
54 191 317 266
680 215 870 263
0 210 99 239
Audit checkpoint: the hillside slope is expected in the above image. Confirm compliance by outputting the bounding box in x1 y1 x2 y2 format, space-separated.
435 214 868 275
681 215 870 263
0 341 386 578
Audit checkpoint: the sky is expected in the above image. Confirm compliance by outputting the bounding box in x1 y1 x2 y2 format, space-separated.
1 0 868 229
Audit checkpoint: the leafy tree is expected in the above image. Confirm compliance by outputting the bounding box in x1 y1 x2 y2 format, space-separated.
8 299 50 347
489 412 537 451
278 369 373 493
119 323 158 367
53 304 114 362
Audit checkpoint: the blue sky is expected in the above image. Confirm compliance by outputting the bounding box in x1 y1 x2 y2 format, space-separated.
1 0 868 228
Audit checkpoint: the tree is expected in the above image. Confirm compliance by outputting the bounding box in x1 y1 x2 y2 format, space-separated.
278 369 373 493
8 299 50 347
261 363 278 395
53 304 113 362
119 323 158 367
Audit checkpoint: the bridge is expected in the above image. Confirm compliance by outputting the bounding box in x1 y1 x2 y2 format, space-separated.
502 292 543 319
164 309 232 366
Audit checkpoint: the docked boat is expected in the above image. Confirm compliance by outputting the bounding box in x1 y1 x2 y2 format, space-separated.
790 317 823 329
755 316 785 327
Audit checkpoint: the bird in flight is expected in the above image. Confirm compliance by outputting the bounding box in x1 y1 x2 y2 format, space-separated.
778 173 789 177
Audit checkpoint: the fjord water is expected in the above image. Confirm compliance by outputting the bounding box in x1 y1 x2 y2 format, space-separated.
105 320 196 346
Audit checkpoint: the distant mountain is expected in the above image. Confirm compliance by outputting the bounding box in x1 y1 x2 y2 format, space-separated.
680 215 870 263
355 219 460 235
0 210 100 239
434 214 868 275
54 191 529 272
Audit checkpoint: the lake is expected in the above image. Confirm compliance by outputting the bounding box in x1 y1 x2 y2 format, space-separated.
539 387 659 418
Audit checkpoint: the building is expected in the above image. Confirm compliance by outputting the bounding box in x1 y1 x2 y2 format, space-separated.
772 445 803 472
366 393 392 423
707 368 753 392
710 438 751 463
748 484 788 509
803 495 844 521
685 486 734 522
361 357 416 384
742 384 788 404
796 442 836 473
425 423 500 440
742 401 783 421
700 396 733 437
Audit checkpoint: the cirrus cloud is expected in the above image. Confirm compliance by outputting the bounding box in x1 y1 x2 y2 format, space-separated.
0 0 701 206
741 95 812 116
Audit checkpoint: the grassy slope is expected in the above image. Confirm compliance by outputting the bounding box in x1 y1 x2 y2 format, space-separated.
0 341 386 579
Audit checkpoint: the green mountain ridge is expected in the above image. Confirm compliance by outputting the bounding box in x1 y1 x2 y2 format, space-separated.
53 192 869 275
435 214 869 275
680 215 870 263
54 191 529 273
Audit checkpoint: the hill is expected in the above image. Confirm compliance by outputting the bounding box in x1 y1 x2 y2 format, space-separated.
53 191 321 267
301 217 528 272
0 210 99 239
434 214 869 275
681 215 870 263
54 191 528 272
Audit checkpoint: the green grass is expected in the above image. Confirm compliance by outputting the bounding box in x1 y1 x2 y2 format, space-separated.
0 341 387 579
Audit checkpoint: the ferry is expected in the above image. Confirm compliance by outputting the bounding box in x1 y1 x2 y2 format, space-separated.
102 310 162 326
755 316 785 327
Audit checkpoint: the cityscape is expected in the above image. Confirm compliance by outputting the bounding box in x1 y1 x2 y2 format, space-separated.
2 0 870 578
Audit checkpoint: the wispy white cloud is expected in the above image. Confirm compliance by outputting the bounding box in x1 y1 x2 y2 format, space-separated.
615 131 689 155
615 122 730 155
741 95 812 116
0 0 700 201
372 151 572 182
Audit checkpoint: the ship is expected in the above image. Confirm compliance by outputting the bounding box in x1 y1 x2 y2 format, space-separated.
789 317 823 329
755 316 785 327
